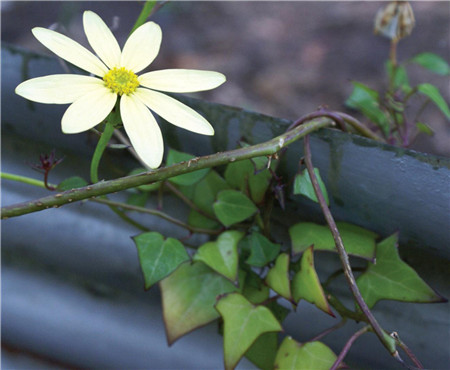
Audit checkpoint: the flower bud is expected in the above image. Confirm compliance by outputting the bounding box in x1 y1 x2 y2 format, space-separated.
374 1 415 41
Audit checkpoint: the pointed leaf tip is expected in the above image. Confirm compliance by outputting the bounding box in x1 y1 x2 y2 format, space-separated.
357 233 447 308
292 246 334 317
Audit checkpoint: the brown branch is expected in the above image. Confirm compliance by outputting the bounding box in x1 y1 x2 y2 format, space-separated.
303 134 402 362
330 325 371 370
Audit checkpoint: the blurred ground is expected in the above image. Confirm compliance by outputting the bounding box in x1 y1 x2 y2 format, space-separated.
2 1 449 156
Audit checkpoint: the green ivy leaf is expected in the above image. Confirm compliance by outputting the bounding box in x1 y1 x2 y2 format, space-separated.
133 232 189 289
289 222 377 260
266 300 290 324
126 192 148 207
274 337 337 370
265 253 292 301
411 52 450 75
213 190 258 227
224 156 275 204
166 149 210 186
292 246 334 316
242 270 270 304
160 261 238 344
245 333 278 370
244 232 281 267
193 231 244 281
346 81 390 135
415 122 434 136
192 170 230 215
127 168 161 192
215 293 282 370
417 83 450 119
186 171 229 230
188 210 221 230
57 176 88 191
293 167 329 205
357 233 446 308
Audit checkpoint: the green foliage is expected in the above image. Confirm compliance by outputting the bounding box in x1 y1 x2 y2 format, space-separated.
289 221 377 260
241 270 270 304
224 156 276 204
346 81 390 135
213 189 258 227
292 246 334 316
215 293 282 370
410 52 450 75
274 337 337 370
416 83 450 119
357 233 446 308
57 176 88 190
244 333 278 370
415 122 434 136
193 231 243 281
293 167 329 205
160 262 238 344
126 136 446 369
126 191 148 207
166 149 210 186
242 232 280 267
191 170 230 215
265 253 292 301
134 232 189 289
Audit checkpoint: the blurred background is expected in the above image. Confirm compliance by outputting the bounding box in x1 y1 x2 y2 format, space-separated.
2 1 449 156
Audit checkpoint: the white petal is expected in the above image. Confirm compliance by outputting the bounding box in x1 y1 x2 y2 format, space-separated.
62 88 117 134
135 88 214 136
83 11 121 69
15 74 104 104
32 27 108 77
139 69 226 93
120 94 164 169
120 22 162 73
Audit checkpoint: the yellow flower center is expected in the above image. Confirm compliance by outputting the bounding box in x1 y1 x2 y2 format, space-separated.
103 67 139 95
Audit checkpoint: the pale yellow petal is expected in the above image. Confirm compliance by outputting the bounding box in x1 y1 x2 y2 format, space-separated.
32 27 108 77
62 88 117 134
83 11 121 69
139 69 226 93
120 22 162 73
135 88 214 135
15 74 104 104
120 94 164 169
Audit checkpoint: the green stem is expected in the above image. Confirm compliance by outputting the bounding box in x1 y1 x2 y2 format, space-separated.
91 198 221 235
1 118 334 219
130 1 158 35
90 122 115 183
1 171 150 231
1 172 50 189
391 332 424 369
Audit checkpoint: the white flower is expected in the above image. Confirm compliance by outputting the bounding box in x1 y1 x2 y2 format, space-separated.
15 11 226 169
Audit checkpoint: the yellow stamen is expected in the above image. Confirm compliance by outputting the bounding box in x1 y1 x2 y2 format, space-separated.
103 67 139 95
